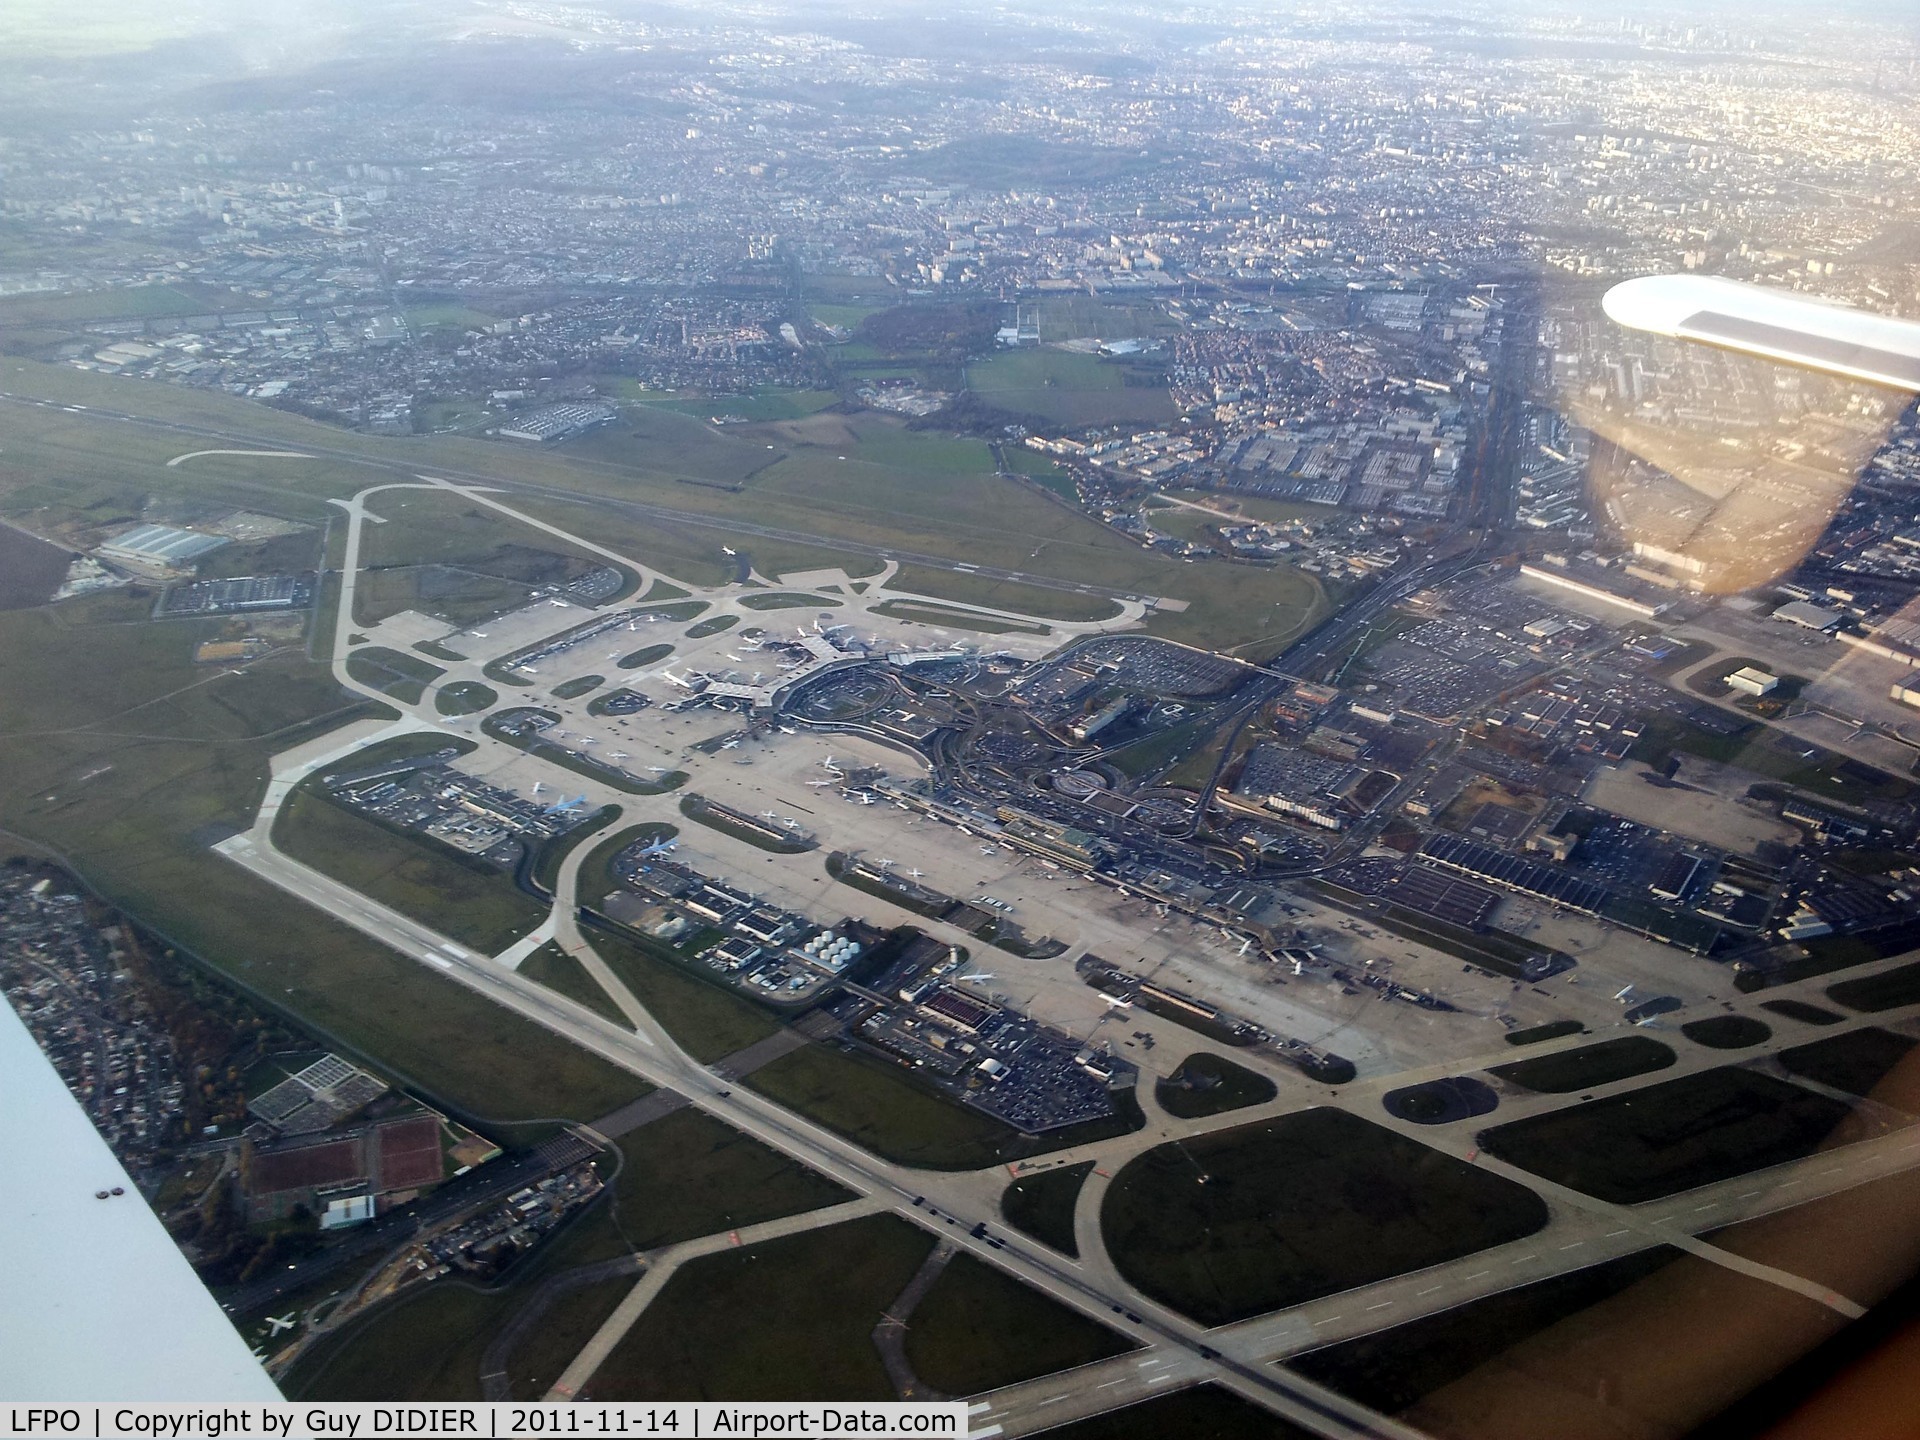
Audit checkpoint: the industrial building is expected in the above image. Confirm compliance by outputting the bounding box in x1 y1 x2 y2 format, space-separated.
96 523 229 575
1726 666 1779 697
1772 600 1843 633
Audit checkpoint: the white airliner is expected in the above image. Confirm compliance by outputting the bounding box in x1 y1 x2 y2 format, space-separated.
1604 274 1920 392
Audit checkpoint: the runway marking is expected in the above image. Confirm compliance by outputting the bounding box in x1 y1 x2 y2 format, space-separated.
1416 1285 1442 1296
1692 1203 1719 1212
1038 1397 1067 1407
1365 1301 1394 1311
1509 1254 1537 1264
1605 1229 1631 1237
1147 1375 1176 1387
1557 1242 1586 1250
1465 1271 1490 1281
1310 1315 1345 1327
1739 1191 1762 1199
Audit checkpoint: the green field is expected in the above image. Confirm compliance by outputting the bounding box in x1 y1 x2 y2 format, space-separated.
287 1269 608 1401
1477 1068 1853 1205
1155 1052 1278 1120
1505 1020 1586 1047
616 643 673 670
285 1108 857 1400
272 787 547 955
0 584 643 1130
433 681 497 717
738 591 840 611
1288 1247 1686 1414
0 283 248 328
744 1044 1025 1170
344 646 445 704
903 1253 1134 1395
1680 1016 1772 1050
1631 714 1913 808
584 925 782 1064
1829 961 1920 1012
1102 1110 1550 1326
519 943 630 1028
1775 1027 1916 1101
604 1109 854 1252
551 673 605 700
1000 1162 1092 1257
1488 1036 1676 1095
967 348 1175 427
685 614 739 638
586 1215 933 1401
403 303 500 334
0 357 1326 659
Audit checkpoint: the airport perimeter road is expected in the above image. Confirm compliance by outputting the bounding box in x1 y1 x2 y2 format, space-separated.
0 394 1164 607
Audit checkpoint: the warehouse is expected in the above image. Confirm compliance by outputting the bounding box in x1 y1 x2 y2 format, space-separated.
96 523 228 575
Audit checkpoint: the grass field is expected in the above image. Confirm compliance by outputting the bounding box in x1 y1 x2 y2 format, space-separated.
1775 1027 1916 1101
0 587 643 1128
0 522 73 607
1288 1247 1686 1414
272 787 547 955
1762 999 1844 1026
967 348 1175 427
551 673 604 700
1000 1162 1092 1257
738 591 839 611
743 1043 1022 1170
586 1215 933 1401
1477 1068 1854 1204
0 283 245 328
434 681 497 717
605 1109 852 1251
1155 1053 1278 1120
1829 962 1920 1012
1631 714 1913 808
344 646 445 704
0 358 1326 659
616 643 673 670
685 614 739 638
1680 1016 1772 1050
1488 1036 1676 1094
584 924 782 1065
903 1253 1135 1395
519 942 630 1028
403 303 499 334
1505 1020 1585 1047
1102 1110 1550 1326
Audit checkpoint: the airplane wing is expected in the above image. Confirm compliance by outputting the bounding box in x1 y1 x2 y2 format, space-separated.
0 999 281 1401
1604 274 1920 392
